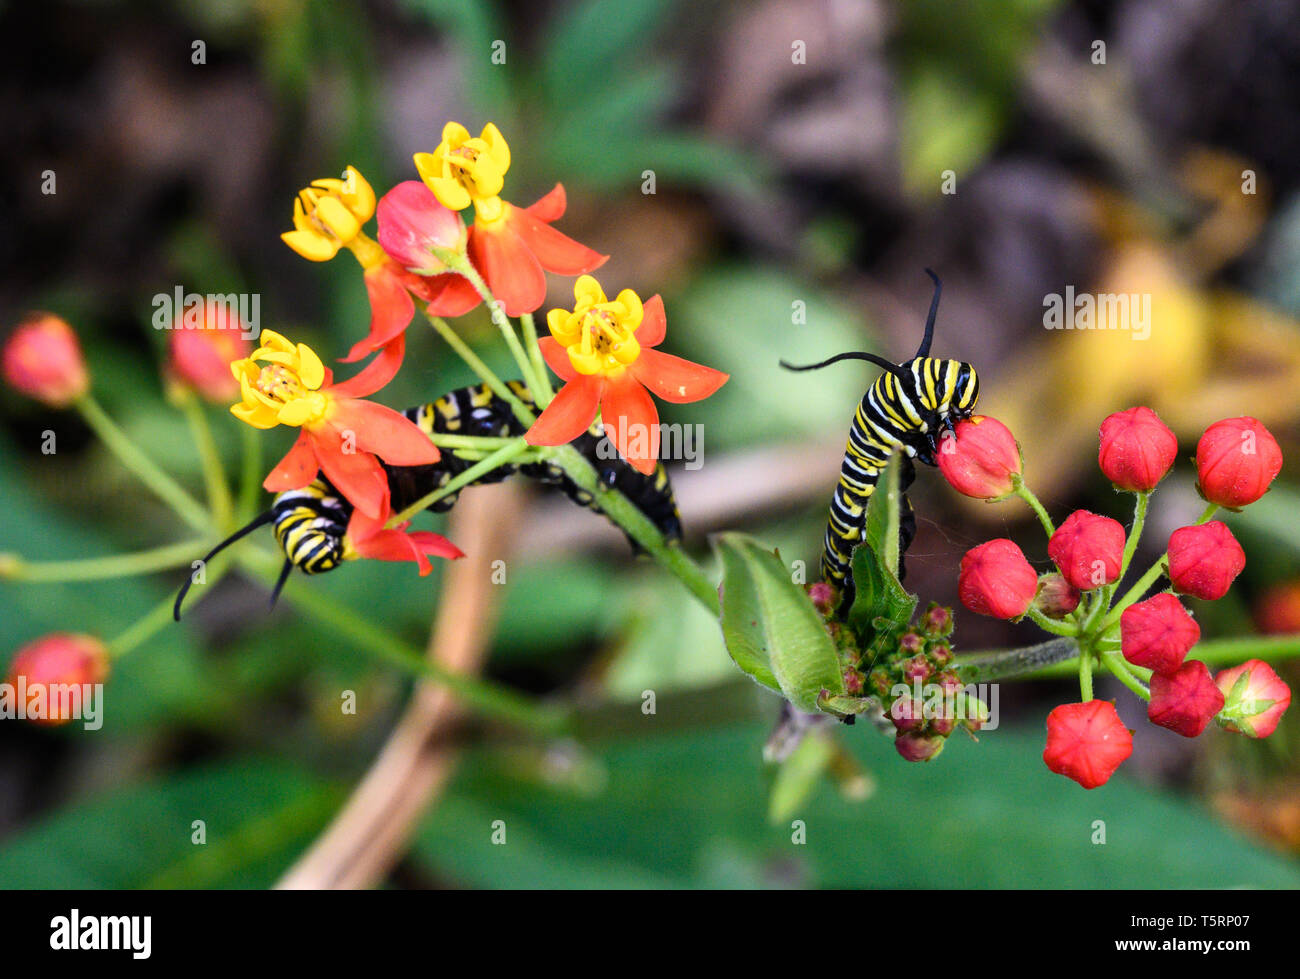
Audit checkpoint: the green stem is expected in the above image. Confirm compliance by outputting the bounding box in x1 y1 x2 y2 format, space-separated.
520 311 554 407
1013 477 1055 537
1078 641 1095 701
389 438 532 526
1118 491 1149 581
1100 649 1150 701
76 395 211 533
1099 556 1169 633
451 256 544 398
1026 606 1079 636
1196 502 1220 525
180 394 233 530
424 311 536 427
1 539 210 583
548 444 719 614
956 636 1082 683
986 633 1300 681
237 553 568 735
427 433 519 452
238 422 262 521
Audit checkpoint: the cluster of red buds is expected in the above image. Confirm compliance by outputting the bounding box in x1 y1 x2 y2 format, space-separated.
808 583 987 763
940 405 1290 788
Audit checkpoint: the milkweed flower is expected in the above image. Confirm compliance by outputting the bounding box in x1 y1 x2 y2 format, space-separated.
525 276 729 475
166 300 253 402
230 331 439 520
414 122 607 315
2 313 89 407
280 166 473 364
1167 521 1245 601
7 633 109 726
1120 593 1200 675
344 509 463 576
1048 510 1125 591
958 539 1038 620
1043 700 1133 789
1215 659 1291 738
937 415 1022 500
1098 406 1178 493
1147 661 1223 738
1195 417 1283 509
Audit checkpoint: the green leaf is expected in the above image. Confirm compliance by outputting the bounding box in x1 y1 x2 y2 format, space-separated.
865 451 904 577
715 533 844 712
0 760 341 889
845 454 918 639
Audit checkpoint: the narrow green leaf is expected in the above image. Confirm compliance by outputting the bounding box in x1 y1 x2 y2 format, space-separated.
864 451 904 577
768 731 835 825
717 537 780 694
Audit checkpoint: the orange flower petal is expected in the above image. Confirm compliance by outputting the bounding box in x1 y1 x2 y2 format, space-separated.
312 426 391 520
506 204 607 276
331 398 441 466
538 336 578 382
418 272 482 317
525 183 567 223
330 334 405 399
602 374 660 475
524 373 603 446
350 523 464 575
632 348 729 404
262 430 318 492
342 266 416 363
467 222 546 317
637 294 667 347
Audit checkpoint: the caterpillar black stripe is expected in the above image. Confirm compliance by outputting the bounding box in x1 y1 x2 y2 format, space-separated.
174 381 682 618
782 270 979 609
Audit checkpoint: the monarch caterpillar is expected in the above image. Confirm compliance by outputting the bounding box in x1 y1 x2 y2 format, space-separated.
173 381 682 619
782 270 979 607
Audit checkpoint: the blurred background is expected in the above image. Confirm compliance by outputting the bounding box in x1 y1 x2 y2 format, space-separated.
2 0 1300 888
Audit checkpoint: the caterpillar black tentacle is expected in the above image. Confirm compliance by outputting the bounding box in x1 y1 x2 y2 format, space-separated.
173 381 682 619
785 270 979 610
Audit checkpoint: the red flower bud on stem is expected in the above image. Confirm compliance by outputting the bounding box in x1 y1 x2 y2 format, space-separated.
937 415 1022 500
6 633 110 726
1034 572 1081 619
958 539 1038 620
1120 593 1200 675
167 301 253 402
1167 521 1245 601
1215 659 1291 738
3 313 90 407
1097 406 1178 492
1196 417 1283 509
1047 510 1125 591
1147 661 1224 738
1043 700 1133 789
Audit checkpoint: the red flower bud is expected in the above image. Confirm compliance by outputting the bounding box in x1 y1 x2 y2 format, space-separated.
1034 572 1081 619
1047 510 1125 591
6 633 110 726
2 313 90 407
1043 700 1133 789
958 539 1038 620
806 581 837 617
1147 661 1223 738
922 603 954 637
1167 521 1245 601
1215 659 1291 738
937 415 1022 500
167 301 253 402
1196 417 1283 509
890 696 926 733
1120 593 1200 675
895 729 946 762
1097 406 1178 492
376 180 467 273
